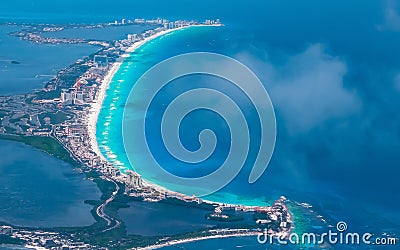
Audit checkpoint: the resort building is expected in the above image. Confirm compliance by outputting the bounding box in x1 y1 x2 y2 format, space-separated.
0 225 13 235
126 170 143 188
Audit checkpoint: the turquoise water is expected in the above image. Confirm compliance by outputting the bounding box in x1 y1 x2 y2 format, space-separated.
97 21 400 246
97 26 274 205
1 0 399 247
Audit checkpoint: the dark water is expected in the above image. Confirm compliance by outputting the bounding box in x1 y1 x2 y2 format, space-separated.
119 201 216 236
99 23 399 228
0 140 101 227
0 0 399 248
97 2 399 248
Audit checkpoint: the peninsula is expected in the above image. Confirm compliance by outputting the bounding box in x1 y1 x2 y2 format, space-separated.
0 18 292 249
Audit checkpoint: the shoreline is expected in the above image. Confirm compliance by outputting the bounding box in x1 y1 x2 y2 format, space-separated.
86 23 285 209
138 232 260 250
87 24 223 198
86 23 276 209
0 20 295 249
138 200 293 249
85 24 294 248
87 25 193 162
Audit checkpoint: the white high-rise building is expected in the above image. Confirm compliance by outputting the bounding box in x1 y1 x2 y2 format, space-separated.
61 90 72 103
126 170 143 188
0 226 13 235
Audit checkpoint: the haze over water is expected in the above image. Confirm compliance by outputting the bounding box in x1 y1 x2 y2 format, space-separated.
1 0 399 247
94 0 399 241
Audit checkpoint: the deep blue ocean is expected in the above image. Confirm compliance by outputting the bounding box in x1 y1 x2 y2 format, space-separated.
1 0 399 248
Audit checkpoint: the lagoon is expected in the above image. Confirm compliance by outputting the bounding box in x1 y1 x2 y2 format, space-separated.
40 24 154 41
0 25 98 96
119 201 216 236
0 139 101 228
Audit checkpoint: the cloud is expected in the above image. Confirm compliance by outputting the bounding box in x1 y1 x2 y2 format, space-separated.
237 44 361 133
395 74 400 92
381 0 400 31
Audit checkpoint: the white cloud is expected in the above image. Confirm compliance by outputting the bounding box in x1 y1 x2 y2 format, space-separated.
236 44 361 133
395 74 400 92
382 0 400 31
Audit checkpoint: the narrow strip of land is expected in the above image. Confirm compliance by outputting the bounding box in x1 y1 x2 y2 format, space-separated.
96 178 121 232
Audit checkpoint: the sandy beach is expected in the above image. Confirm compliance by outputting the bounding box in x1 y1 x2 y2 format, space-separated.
137 232 260 250
87 24 223 165
86 23 272 206
87 26 190 162
84 23 291 249
87 60 119 161
86 25 216 195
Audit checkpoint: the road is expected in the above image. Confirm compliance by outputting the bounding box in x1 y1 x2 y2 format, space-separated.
95 178 122 232
53 133 121 232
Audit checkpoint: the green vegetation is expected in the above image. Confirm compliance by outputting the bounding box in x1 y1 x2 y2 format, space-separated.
19 124 30 131
4 127 16 134
0 135 162 248
50 170 160 249
0 134 78 166
9 114 29 123
0 109 8 119
36 63 89 100
160 197 215 210
0 235 25 245
0 136 152 248
36 89 62 100
0 136 261 249
38 110 71 125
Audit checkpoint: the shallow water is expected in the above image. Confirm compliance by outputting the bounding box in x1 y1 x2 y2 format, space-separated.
1 1 399 247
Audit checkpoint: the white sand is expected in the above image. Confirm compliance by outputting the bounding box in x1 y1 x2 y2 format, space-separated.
87 26 210 195
85 25 290 249
87 27 190 161
86 24 264 203
137 232 259 250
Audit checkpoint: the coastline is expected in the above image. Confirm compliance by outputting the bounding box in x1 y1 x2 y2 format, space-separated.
87 26 190 162
1 20 295 249
87 25 223 198
138 232 260 250
86 23 289 209
85 25 294 247
138 203 293 250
